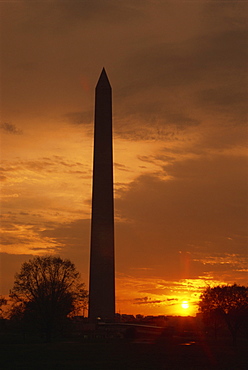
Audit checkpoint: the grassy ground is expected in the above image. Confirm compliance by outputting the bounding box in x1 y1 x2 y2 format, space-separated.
1 334 248 370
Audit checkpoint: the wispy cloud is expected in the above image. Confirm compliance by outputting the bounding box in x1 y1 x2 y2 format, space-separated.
134 296 164 305
0 122 23 135
1 156 88 176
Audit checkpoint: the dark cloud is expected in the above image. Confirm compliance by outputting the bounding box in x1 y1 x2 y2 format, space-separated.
1 0 143 39
0 235 31 246
64 111 92 125
202 0 248 31
134 297 164 305
197 87 248 124
56 0 143 25
114 108 200 141
114 121 190 142
0 122 23 135
24 160 54 172
38 218 91 282
125 28 247 91
41 218 90 255
114 163 130 172
2 0 245 141
114 26 247 133
115 154 248 281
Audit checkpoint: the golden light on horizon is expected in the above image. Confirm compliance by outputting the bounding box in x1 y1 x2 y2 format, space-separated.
176 300 193 316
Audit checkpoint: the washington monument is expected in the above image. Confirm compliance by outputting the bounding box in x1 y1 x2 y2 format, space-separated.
88 68 115 321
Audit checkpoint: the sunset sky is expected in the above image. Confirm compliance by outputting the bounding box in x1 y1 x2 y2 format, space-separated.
1 0 247 316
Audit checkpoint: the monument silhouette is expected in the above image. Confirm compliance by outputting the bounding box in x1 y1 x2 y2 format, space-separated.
88 68 115 321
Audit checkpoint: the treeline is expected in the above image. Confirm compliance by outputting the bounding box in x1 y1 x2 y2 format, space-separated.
1 256 247 345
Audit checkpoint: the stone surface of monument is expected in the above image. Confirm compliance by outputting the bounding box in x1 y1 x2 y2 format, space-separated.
88 68 115 321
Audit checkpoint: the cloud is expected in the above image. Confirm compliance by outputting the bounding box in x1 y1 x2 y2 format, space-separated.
2 0 143 40
114 163 131 172
29 246 62 252
197 87 248 125
114 24 247 136
114 111 200 142
40 219 91 266
134 296 164 305
0 122 23 135
0 218 91 290
64 111 92 125
1 156 88 177
2 0 245 143
115 153 248 284
192 253 247 274
125 27 247 93
55 0 143 25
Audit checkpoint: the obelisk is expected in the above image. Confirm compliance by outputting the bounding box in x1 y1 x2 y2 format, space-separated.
88 68 115 322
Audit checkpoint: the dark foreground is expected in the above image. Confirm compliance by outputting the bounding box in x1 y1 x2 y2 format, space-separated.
1 336 247 370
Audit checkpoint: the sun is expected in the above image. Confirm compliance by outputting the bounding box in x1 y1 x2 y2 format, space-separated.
181 301 189 310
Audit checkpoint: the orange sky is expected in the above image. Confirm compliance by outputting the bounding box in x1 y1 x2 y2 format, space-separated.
1 0 247 317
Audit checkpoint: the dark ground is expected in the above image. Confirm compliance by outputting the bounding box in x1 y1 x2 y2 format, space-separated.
1 334 247 370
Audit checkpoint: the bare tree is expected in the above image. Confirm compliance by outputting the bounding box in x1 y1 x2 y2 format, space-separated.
9 256 88 341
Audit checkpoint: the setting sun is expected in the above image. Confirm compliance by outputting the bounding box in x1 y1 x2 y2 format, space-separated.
181 301 189 310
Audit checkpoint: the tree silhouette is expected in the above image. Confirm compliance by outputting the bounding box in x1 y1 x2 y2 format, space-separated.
0 296 7 318
0 296 7 333
9 256 88 341
199 284 248 345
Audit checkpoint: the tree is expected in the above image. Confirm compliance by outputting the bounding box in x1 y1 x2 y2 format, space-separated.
9 256 88 341
0 296 8 332
199 284 248 345
0 296 7 318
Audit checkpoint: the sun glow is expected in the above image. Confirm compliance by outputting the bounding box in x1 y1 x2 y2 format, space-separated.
181 301 189 310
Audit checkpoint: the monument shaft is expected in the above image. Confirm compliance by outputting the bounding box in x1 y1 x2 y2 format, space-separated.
88 69 115 321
